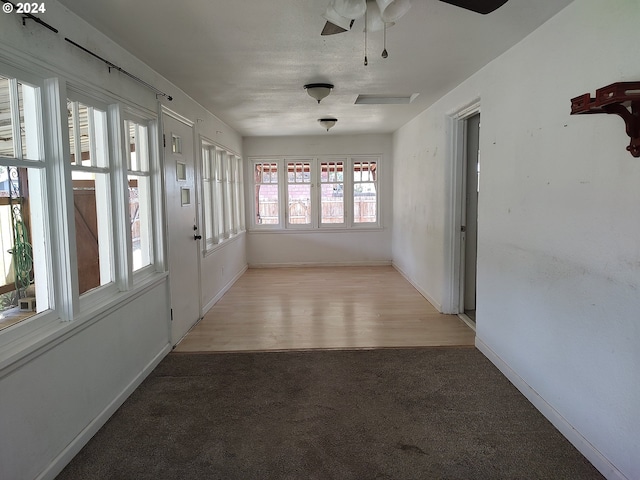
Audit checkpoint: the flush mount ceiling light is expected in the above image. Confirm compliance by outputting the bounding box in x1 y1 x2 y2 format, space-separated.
318 118 338 131
304 83 334 104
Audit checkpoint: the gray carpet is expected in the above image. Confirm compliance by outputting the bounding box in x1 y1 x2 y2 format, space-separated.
57 347 604 479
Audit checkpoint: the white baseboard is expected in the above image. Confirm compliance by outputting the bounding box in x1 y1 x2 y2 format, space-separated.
202 264 248 315
37 343 172 480
248 260 392 268
392 262 443 312
475 337 627 480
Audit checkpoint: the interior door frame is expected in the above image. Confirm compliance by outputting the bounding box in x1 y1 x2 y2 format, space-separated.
161 106 203 344
445 99 480 325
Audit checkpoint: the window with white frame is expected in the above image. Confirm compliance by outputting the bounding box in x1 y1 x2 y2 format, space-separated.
287 160 312 227
201 141 245 249
253 161 279 226
320 159 345 225
67 98 114 295
352 158 377 224
250 156 380 230
125 118 153 271
0 74 50 332
0 64 163 347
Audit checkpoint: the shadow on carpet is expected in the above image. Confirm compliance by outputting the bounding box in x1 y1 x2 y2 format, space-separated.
57 347 604 480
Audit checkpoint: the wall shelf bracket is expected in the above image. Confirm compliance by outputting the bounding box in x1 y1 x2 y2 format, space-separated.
571 82 640 157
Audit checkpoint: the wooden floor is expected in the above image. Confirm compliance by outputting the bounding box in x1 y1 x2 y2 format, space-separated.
175 266 475 352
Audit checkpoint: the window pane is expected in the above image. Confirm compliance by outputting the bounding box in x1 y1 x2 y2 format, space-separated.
0 77 15 158
0 77 41 161
72 171 113 294
354 183 377 223
0 166 49 331
255 162 278 225
288 184 311 224
320 161 344 224
129 174 152 270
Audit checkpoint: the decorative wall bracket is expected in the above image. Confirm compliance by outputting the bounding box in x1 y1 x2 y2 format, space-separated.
571 82 640 157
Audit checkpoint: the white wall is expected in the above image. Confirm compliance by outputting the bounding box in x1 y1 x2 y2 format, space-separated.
243 134 393 266
392 1 640 479
0 2 246 479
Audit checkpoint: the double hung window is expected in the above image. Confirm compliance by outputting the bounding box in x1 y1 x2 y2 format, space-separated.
0 74 49 331
125 118 153 271
250 156 380 230
67 98 114 295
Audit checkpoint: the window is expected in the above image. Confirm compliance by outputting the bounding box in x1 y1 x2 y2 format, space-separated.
0 74 50 332
125 119 153 271
353 159 377 224
200 141 245 249
320 160 344 225
67 99 114 295
250 156 380 231
287 161 311 227
0 65 163 348
254 161 279 226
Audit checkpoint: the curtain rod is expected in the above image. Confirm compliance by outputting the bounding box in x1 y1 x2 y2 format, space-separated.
65 38 173 101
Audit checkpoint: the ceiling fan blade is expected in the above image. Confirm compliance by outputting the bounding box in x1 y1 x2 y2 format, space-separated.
322 21 348 35
321 19 355 36
439 0 509 14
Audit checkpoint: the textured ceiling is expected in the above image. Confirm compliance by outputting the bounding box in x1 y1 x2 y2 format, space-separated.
57 0 573 136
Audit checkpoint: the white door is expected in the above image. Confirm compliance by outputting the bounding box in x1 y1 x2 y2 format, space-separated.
163 112 202 345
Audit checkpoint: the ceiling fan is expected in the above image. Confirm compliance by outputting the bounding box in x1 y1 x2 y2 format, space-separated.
321 0 509 35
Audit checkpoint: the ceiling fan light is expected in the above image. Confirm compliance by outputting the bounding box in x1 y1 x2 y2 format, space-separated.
364 0 394 32
322 5 354 32
375 0 411 23
318 118 338 131
304 83 334 103
333 0 367 19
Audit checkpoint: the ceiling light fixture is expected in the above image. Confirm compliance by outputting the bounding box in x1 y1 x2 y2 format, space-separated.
321 0 411 63
318 118 338 131
304 83 334 104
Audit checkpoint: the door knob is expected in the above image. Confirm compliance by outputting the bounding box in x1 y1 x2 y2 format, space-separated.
194 234 202 240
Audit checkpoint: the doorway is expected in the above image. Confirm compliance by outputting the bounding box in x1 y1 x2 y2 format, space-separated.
461 113 480 322
162 110 202 346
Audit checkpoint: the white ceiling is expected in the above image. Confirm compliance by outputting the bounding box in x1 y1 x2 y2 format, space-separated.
57 0 573 137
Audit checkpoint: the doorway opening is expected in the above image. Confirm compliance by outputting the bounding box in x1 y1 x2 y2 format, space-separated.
461 112 480 323
447 100 480 330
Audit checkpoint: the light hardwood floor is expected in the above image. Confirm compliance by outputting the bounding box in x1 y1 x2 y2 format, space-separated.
174 266 475 352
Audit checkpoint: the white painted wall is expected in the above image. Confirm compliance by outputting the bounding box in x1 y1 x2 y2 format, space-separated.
0 2 246 479
392 1 640 478
243 135 393 266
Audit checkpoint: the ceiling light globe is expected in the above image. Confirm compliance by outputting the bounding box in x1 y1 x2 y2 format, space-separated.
318 118 338 131
304 83 334 103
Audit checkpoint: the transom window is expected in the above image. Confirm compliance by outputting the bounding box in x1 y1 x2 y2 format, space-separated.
250 156 380 230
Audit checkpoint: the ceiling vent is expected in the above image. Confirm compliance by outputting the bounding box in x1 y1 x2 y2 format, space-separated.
355 94 419 105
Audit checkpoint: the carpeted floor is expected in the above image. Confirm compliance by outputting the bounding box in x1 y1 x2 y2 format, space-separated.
57 347 604 480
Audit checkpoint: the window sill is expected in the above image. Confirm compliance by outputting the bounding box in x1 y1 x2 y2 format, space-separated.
0 271 169 379
203 230 246 258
